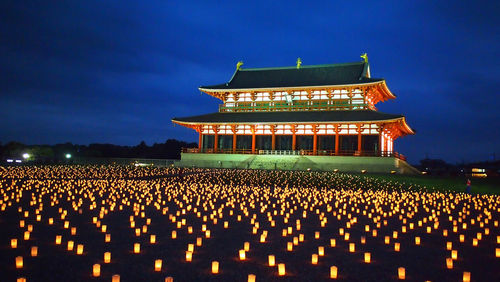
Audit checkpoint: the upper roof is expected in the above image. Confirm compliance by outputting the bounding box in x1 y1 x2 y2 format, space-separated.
172 110 404 124
200 61 384 90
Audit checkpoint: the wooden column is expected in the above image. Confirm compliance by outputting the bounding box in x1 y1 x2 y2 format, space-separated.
357 124 362 154
198 132 202 151
291 125 297 150
312 125 318 155
251 125 256 154
334 124 340 156
232 125 237 154
271 125 276 150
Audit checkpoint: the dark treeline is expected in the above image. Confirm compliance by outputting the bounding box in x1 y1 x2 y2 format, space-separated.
0 139 197 161
415 158 500 177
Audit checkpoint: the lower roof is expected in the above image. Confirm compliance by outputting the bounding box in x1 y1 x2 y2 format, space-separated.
172 110 405 124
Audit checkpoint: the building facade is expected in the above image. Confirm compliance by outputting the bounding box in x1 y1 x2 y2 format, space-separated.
172 56 415 172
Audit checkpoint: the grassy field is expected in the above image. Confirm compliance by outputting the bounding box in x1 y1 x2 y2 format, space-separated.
359 173 500 194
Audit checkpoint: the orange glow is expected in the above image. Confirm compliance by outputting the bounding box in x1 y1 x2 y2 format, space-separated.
15 256 23 269
239 249 246 260
155 259 162 271
134 243 140 253
311 254 318 265
398 267 405 280
330 266 338 279
211 261 219 274
11 239 17 248
364 252 371 263
31 246 38 257
104 252 111 263
93 264 100 277
278 263 286 276
268 255 275 266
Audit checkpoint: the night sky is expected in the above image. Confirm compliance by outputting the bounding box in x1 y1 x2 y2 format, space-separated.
1 1 499 164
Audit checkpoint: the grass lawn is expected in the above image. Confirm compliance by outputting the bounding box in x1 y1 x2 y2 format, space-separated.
359 173 500 194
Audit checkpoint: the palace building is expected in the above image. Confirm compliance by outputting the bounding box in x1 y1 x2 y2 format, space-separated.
172 55 418 174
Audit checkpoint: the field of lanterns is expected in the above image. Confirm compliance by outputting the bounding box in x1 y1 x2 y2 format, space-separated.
1 165 499 281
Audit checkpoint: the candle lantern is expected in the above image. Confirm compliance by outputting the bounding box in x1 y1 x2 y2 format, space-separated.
211 261 219 274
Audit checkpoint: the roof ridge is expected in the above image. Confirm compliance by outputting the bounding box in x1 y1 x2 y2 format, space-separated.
241 61 365 71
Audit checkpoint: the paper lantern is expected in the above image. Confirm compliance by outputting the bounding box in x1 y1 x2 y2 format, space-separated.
459 235 465 242
364 252 371 263
415 237 421 245
55 235 62 245
451 250 458 260
278 263 285 276
287 242 293 251
394 243 400 252
315 231 320 239
446 242 452 250
93 264 100 277
330 238 336 247
205 230 211 238
196 237 202 246
248 274 256 282
104 252 111 263
311 254 318 264
318 246 325 256
188 243 194 252
15 256 23 269
446 258 453 269
239 249 246 260
105 234 111 242
186 251 192 262
463 272 471 282
496 248 500 257
398 267 405 280
224 221 229 228
171 231 177 239
112 274 120 282
211 261 219 274
67 240 74 251
150 235 156 244
11 238 17 248
155 259 162 271
165 277 174 282
244 242 250 251
330 266 338 279
349 243 355 252
134 243 140 254
24 231 30 240
17 278 26 282
77 244 84 255
71 227 77 235
31 246 38 257
385 236 390 244
268 255 275 266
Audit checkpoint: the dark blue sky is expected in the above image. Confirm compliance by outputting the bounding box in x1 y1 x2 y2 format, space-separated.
1 1 499 163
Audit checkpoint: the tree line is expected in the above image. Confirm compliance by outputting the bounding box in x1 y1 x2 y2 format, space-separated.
0 139 197 162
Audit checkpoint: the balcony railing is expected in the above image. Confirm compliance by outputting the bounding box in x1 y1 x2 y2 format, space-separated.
182 148 406 161
219 103 369 112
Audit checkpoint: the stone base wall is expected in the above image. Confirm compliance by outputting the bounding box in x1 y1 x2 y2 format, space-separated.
178 153 420 175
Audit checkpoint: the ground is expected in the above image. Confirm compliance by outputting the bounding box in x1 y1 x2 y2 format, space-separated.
0 166 499 281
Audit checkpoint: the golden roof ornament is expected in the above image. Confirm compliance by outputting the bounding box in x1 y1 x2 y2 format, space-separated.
360 53 368 63
236 61 244 70
296 57 302 69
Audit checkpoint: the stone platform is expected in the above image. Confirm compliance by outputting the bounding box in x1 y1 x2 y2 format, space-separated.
178 153 420 174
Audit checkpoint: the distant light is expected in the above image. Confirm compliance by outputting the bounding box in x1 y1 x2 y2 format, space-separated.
65 154 72 159
7 159 14 163
15 160 22 163
22 153 30 159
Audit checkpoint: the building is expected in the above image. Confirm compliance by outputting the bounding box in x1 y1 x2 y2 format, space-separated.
172 55 418 173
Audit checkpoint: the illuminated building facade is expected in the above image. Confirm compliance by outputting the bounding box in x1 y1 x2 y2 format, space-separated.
173 55 416 173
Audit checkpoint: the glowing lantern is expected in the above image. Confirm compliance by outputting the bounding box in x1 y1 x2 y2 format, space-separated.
211 261 219 274
330 238 336 247
459 235 465 242
349 243 355 252
244 242 250 251
463 272 471 282
104 252 111 263
172 231 177 239
315 231 320 239
394 243 400 252
31 246 38 257
415 237 421 245
77 244 84 255
16 256 23 268
55 235 62 245
112 274 120 282
446 242 452 250
311 254 318 265
67 241 74 251
188 244 194 252
105 234 111 243
318 246 325 256
278 263 285 276
496 248 500 258
239 249 246 260
134 243 140 253
150 235 156 244
287 242 293 251
385 236 390 244
330 266 338 279
155 259 162 271
451 250 458 260
71 227 77 235
398 267 405 280
364 252 371 263
446 258 453 269
17 278 26 282
196 237 202 246
472 239 478 246
93 264 100 277
268 255 275 266
186 251 193 262
248 274 256 282
24 231 30 240
165 277 174 282
11 239 17 248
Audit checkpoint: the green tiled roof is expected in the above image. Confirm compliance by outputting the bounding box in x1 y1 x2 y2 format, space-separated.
173 110 403 124
200 61 383 90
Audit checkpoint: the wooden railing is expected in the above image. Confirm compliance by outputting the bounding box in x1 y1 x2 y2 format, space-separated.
219 103 368 112
182 148 406 161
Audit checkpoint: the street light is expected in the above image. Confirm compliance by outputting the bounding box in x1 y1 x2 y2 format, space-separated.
65 154 72 159
22 153 30 159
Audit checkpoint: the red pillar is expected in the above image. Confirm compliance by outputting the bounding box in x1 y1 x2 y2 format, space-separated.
251 126 256 154
271 132 276 150
357 126 362 154
232 133 237 153
292 125 297 150
214 132 218 153
313 126 318 155
198 132 202 152
334 125 340 156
